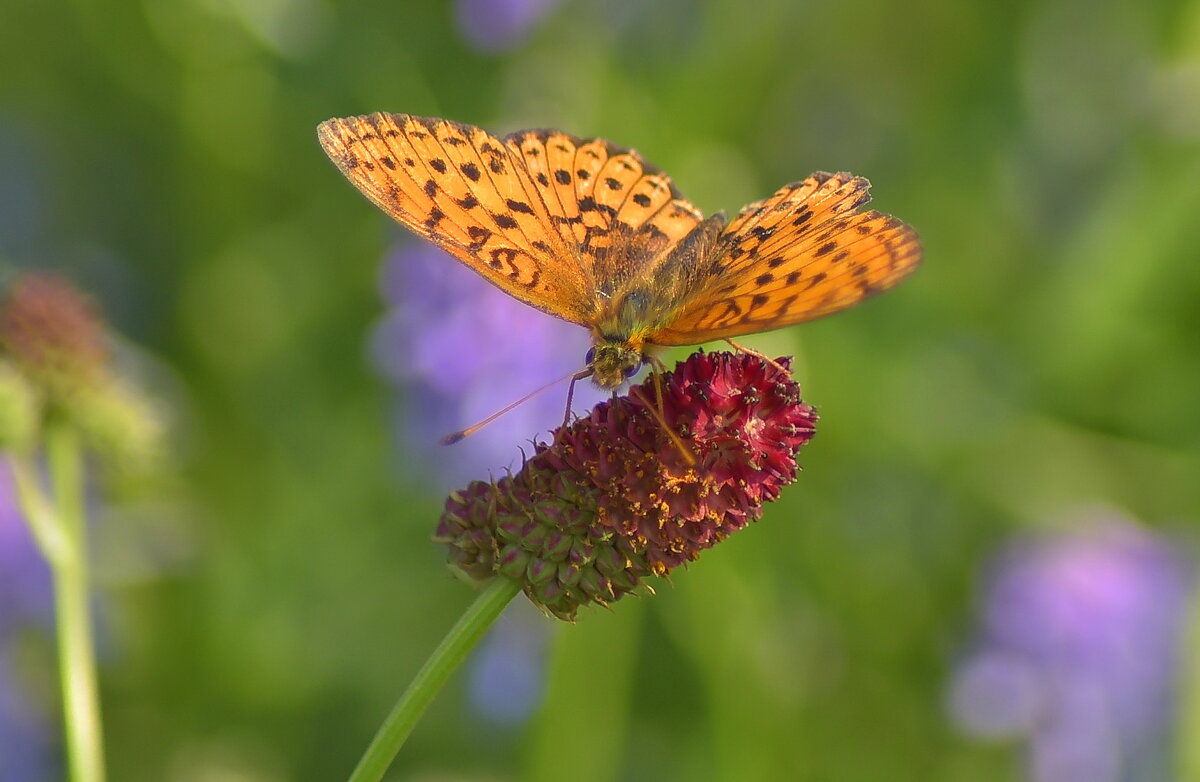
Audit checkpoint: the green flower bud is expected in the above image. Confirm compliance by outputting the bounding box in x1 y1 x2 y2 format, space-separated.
0 359 40 451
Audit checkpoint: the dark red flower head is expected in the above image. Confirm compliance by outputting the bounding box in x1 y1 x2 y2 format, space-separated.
0 273 163 473
435 351 818 620
0 273 109 394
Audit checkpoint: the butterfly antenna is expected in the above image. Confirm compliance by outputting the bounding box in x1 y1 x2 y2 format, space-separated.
441 367 591 446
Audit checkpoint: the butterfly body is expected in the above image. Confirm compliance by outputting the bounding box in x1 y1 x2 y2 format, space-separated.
318 113 921 389
583 212 730 387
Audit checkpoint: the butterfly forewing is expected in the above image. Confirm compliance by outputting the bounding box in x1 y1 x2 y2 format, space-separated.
646 173 921 345
319 113 712 326
318 113 592 323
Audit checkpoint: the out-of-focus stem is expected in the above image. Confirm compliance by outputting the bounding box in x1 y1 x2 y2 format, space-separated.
45 421 107 782
346 577 521 782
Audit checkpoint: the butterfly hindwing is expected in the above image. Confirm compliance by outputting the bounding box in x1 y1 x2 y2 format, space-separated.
503 129 704 291
647 172 921 345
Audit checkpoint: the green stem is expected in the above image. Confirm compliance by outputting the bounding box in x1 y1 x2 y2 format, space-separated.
9 454 70 564
45 422 107 782
346 577 522 782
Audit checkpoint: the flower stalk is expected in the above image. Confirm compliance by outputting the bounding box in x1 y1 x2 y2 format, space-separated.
0 273 164 782
11 419 107 782
345 577 521 782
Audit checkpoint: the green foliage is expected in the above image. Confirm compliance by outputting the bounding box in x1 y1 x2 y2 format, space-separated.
2 0 1197 779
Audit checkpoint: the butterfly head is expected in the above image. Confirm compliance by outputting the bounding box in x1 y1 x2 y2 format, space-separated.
585 339 645 389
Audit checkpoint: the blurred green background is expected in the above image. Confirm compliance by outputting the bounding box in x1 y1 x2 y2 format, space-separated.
3 0 1200 779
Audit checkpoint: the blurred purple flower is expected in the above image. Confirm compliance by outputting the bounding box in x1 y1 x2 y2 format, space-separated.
453 0 564 53
466 598 547 724
948 514 1192 782
0 461 56 782
0 464 52 631
370 239 603 488
369 239 600 724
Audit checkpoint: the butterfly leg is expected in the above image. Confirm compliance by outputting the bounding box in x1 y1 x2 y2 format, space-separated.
632 356 697 466
563 374 578 428
629 383 696 467
724 338 792 376
562 369 593 428
646 355 668 413
638 359 696 467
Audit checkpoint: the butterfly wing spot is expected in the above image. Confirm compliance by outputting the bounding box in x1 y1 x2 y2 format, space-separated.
467 226 491 249
714 299 743 322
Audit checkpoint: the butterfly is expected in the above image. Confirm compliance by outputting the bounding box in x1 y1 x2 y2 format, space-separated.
317 113 921 389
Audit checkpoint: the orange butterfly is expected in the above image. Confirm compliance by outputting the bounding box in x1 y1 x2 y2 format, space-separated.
318 113 921 389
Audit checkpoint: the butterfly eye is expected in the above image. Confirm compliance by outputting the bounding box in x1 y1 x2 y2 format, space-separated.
584 347 596 365
623 363 640 379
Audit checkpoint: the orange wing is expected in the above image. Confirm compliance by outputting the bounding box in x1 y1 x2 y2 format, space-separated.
647 172 921 346
317 113 703 323
501 129 704 291
318 113 588 322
